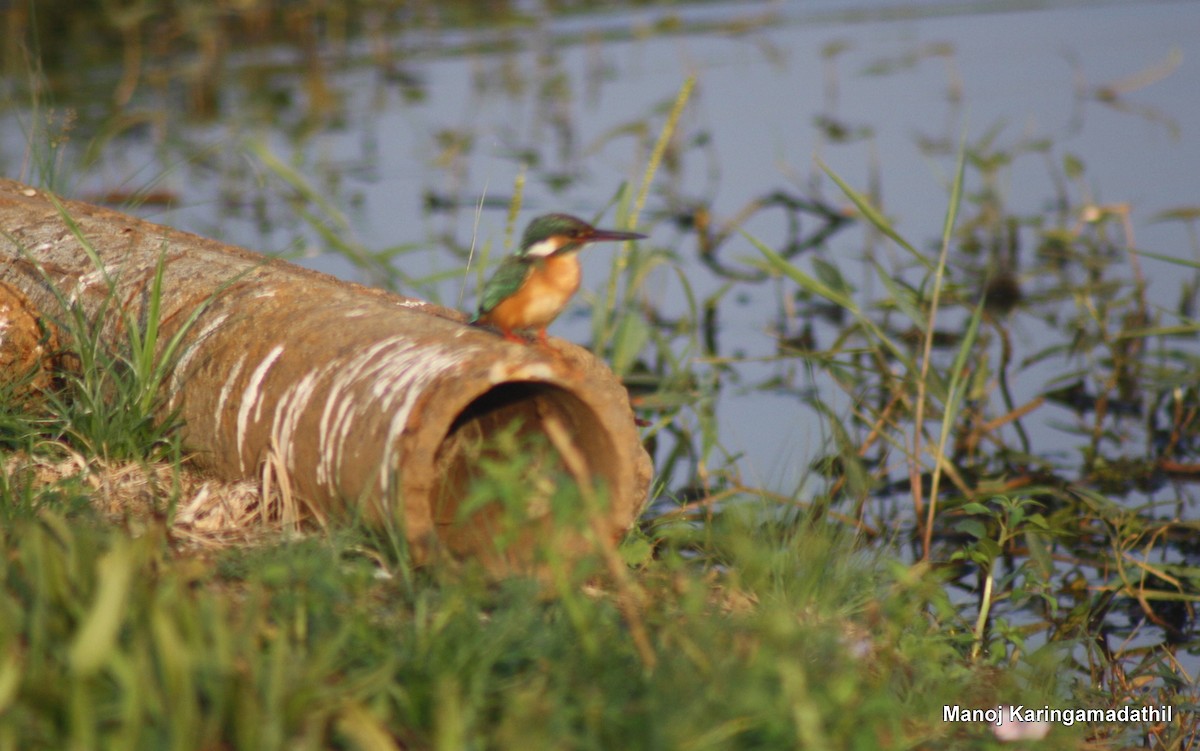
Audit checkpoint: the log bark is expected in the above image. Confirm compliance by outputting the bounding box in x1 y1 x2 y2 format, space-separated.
0 179 652 573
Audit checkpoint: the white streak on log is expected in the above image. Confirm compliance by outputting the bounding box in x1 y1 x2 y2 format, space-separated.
490 361 554 383
374 345 472 493
271 370 320 474
313 336 474 497
214 350 248 436
316 337 406 491
167 312 230 409
236 345 284 472
327 339 428 492
71 266 119 303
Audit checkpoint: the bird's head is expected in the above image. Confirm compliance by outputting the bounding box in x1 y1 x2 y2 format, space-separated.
517 213 645 259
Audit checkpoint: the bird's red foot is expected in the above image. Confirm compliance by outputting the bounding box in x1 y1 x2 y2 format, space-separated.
500 328 527 344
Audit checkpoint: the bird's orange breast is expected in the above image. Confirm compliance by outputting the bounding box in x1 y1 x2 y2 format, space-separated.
479 253 582 331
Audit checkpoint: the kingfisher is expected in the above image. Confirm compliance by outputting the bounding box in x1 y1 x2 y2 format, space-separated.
469 213 645 344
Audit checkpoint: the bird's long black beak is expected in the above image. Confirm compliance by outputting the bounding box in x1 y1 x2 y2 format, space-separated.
587 227 646 242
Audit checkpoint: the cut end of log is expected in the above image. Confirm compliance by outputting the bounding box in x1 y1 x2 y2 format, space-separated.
0 280 60 404
430 378 635 571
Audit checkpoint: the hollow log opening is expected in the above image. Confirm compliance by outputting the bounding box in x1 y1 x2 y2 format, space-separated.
432 381 616 566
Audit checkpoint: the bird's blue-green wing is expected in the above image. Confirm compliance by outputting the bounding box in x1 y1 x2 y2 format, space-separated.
471 257 532 320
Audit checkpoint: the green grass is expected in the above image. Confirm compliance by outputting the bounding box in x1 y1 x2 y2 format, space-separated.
30 241 182 463
0 502 1096 751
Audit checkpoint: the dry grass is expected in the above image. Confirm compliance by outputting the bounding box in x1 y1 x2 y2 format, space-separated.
2 448 311 548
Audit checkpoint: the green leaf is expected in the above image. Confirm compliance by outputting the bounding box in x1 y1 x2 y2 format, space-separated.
818 158 933 271
955 518 988 540
0 650 21 713
69 540 136 675
974 537 1002 565
610 313 651 377
751 232 910 367
1063 153 1085 180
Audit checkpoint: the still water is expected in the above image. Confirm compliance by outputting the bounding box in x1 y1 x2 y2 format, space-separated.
4 0 1200 502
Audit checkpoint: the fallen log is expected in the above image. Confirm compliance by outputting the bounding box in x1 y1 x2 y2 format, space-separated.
0 178 652 573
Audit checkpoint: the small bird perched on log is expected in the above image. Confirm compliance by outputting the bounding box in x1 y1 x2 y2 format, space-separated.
470 213 646 344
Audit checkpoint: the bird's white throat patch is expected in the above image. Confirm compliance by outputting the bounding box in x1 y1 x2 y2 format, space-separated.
524 237 562 258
